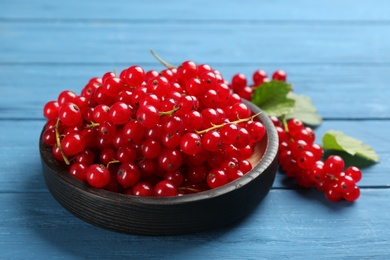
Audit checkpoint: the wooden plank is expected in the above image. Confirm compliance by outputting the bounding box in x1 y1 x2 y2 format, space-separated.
0 189 389 259
1 22 390 65
0 64 389 120
0 119 387 193
1 0 390 21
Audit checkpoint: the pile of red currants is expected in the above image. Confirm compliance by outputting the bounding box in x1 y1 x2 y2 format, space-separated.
42 62 267 197
230 69 361 202
42 60 362 202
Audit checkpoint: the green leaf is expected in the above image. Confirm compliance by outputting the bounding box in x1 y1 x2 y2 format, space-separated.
251 81 295 117
322 130 380 162
286 92 322 126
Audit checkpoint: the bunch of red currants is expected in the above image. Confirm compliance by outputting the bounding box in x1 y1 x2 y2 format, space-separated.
231 69 361 202
42 62 267 196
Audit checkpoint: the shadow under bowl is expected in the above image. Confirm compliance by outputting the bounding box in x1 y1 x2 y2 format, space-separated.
40 101 279 236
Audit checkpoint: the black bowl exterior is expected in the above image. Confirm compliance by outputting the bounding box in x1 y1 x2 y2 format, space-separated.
40 102 278 235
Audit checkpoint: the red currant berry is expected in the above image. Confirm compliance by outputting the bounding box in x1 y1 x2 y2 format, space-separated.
296 150 316 170
75 149 95 165
61 133 86 156
239 159 252 173
324 155 345 175
43 100 60 120
187 165 208 183
287 118 304 138
207 169 229 189
252 69 268 86
141 139 162 159
158 148 183 171
69 163 88 181
220 124 239 145
231 73 247 92
180 133 202 155
324 184 343 202
58 90 78 106
201 131 222 152
121 65 145 87
99 148 116 165
117 162 141 188
272 70 287 81
154 180 178 197
58 102 83 127
42 128 56 146
132 182 154 196
123 120 145 143
337 175 356 193
343 186 360 201
345 166 362 183
164 170 184 187
86 164 111 188
109 102 131 125
246 121 266 143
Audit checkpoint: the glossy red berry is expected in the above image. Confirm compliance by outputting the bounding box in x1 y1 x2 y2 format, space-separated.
345 166 362 183
158 148 183 171
132 182 154 196
58 102 83 127
109 102 131 125
154 180 178 197
69 163 88 181
61 133 86 156
117 162 141 188
207 169 229 189
86 164 111 188
343 186 360 201
324 155 345 175
252 69 268 86
272 70 287 81
231 73 247 92
180 133 202 155
43 100 60 120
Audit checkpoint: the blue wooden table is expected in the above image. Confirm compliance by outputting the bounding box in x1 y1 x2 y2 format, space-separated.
1 0 390 258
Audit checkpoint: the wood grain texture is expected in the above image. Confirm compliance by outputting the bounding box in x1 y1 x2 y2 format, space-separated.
1 189 389 259
1 22 389 64
2 0 390 21
0 0 389 258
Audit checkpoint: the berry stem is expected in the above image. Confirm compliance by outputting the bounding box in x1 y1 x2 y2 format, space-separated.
86 122 100 128
177 186 203 193
281 116 288 132
150 49 176 69
196 111 262 135
159 106 180 117
54 118 70 165
106 160 120 169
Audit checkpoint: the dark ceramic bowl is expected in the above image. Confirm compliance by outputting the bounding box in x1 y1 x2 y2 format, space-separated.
40 101 279 236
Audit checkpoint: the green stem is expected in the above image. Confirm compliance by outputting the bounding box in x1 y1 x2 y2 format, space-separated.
150 49 176 69
281 115 288 132
107 160 120 169
159 106 180 117
196 111 262 135
54 118 70 165
85 122 100 128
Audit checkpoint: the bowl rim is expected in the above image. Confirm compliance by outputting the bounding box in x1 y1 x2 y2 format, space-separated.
40 100 279 206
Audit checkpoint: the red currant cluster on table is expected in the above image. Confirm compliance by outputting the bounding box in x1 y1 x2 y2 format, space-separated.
274 119 361 202
231 69 362 202
42 62 267 197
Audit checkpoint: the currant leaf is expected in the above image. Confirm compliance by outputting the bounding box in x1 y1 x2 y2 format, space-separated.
322 130 379 162
286 92 322 126
251 81 295 117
